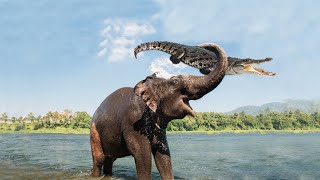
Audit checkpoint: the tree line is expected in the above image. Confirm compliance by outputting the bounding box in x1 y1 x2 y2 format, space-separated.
168 110 320 131
1 110 320 131
0 110 91 131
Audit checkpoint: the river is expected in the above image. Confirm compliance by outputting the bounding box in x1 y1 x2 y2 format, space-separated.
0 133 319 179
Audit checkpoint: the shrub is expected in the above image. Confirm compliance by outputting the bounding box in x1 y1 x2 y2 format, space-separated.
14 124 25 131
33 123 44 130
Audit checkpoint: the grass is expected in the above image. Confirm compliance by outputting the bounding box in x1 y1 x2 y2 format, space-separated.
1 124 320 134
26 127 90 134
167 129 320 134
0 124 89 134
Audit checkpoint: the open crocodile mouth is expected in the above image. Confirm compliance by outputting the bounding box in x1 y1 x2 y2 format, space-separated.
228 64 276 76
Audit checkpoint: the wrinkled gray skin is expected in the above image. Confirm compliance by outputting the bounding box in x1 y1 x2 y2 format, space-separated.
90 43 228 179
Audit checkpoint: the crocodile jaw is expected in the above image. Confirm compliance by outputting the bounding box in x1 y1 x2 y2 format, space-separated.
227 64 276 76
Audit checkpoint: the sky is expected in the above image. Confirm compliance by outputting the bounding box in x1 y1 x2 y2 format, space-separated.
1 0 320 116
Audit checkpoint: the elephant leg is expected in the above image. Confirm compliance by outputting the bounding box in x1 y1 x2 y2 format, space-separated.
103 157 116 176
151 130 173 180
126 133 152 179
134 151 152 180
152 145 173 179
90 123 105 177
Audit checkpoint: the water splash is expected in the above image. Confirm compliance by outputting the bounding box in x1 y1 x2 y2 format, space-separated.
149 57 188 79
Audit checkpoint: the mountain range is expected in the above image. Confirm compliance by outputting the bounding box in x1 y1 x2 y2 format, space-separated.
226 99 320 115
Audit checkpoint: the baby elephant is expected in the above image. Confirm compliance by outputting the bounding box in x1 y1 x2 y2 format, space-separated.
90 43 228 179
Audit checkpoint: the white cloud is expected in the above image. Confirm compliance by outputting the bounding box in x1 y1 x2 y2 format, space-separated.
149 57 187 79
154 0 319 59
98 18 156 62
151 0 320 111
153 0 320 80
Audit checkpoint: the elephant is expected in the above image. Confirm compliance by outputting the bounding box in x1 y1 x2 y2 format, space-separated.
90 43 228 179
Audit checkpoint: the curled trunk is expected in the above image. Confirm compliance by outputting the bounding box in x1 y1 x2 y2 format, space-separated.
181 43 228 100
134 41 228 100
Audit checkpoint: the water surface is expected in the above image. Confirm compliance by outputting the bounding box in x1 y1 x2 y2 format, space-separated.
0 133 319 179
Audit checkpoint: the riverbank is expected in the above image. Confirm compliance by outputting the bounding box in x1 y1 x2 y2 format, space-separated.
0 125 89 134
168 129 320 134
1 125 320 134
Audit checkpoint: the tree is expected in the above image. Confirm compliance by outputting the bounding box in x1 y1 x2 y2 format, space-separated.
72 112 91 129
11 117 17 123
27 112 36 122
311 112 320 128
1 113 8 123
256 113 273 130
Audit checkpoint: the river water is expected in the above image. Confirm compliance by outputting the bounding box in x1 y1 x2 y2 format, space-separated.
0 133 319 180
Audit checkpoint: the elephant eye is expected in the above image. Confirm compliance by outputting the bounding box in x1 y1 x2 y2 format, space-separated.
170 78 180 86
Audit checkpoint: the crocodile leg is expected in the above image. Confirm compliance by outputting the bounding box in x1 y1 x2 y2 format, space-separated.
200 67 213 75
169 56 181 64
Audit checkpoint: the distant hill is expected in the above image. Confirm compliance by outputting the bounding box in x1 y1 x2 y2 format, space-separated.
226 99 320 115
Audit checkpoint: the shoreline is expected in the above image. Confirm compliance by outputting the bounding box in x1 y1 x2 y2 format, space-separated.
1 127 320 135
167 129 320 134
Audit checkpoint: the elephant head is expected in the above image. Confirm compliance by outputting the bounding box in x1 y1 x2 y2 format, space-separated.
134 43 228 121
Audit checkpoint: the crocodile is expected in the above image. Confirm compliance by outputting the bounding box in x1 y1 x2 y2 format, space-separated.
134 41 276 76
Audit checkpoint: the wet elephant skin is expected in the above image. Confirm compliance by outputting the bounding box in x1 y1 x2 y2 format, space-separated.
90 43 228 179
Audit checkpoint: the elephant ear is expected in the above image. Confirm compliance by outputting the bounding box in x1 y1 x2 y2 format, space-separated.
134 78 160 112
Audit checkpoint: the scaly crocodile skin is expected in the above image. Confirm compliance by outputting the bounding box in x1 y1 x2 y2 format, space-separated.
134 41 217 70
134 41 275 76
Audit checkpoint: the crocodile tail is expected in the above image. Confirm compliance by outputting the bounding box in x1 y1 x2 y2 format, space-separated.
134 41 184 58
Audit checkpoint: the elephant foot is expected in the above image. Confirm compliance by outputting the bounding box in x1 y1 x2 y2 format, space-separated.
102 157 115 176
91 167 102 177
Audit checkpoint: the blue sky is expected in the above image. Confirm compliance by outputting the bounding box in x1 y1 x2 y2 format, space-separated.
1 0 319 116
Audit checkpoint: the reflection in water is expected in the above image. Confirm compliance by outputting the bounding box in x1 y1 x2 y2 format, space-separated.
1 133 320 179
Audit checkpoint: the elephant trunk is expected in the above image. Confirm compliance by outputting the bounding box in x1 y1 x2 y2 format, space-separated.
134 41 228 100
182 43 228 100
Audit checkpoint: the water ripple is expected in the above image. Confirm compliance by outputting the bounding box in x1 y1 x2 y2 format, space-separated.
0 133 320 179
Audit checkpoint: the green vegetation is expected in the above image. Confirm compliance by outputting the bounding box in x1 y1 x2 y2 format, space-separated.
0 110 90 134
1 110 320 134
168 110 320 132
